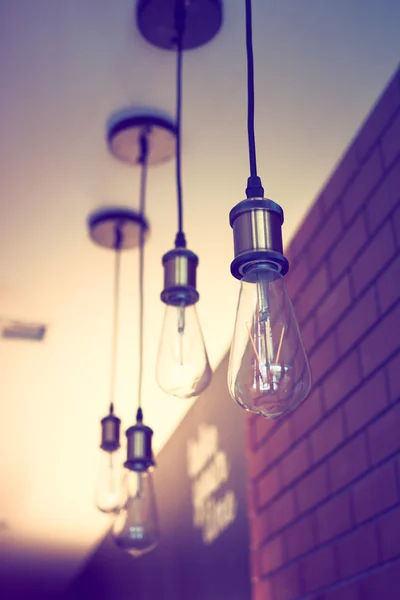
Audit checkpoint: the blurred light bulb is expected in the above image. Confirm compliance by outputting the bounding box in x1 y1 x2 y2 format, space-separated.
112 470 159 558
228 265 311 419
156 303 212 398
95 448 124 514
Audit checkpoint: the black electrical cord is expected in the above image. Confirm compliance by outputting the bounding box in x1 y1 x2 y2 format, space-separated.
174 0 187 249
109 224 123 413
136 132 149 414
245 0 264 199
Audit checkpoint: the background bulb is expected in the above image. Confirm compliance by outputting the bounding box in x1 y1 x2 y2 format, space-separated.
112 470 159 558
228 265 311 419
94 448 124 514
156 303 212 398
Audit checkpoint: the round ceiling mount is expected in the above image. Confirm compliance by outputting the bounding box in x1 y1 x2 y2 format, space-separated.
88 207 149 250
108 114 176 166
136 0 222 51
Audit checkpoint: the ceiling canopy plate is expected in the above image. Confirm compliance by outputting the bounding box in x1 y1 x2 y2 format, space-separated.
88 207 149 250
108 113 176 166
136 0 223 51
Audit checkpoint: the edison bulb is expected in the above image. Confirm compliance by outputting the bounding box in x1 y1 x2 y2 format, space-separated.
112 470 159 558
94 448 124 514
228 265 311 419
156 303 212 398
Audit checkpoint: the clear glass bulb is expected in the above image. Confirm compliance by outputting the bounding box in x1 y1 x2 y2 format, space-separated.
112 470 159 558
228 265 311 419
156 303 212 398
94 448 124 514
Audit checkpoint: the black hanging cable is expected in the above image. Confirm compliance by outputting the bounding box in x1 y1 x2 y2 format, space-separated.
136 132 149 420
109 224 123 413
245 0 264 199
174 0 187 249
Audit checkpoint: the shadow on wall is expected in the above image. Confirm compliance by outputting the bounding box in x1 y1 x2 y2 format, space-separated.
247 64 400 600
0 544 83 600
65 354 252 600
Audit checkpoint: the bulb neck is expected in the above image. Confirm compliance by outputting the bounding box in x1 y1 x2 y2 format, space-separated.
124 419 155 472
100 411 121 452
161 247 199 306
229 198 289 280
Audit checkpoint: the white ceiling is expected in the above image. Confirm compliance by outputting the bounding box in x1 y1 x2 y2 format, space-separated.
1 0 400 590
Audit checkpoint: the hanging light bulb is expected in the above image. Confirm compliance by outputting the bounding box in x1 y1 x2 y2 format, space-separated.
88 214 132 515
95 404 124 514
113 409 159 557
228 0 311 418
228 263 311 419
156 2 212 398
156 249 212 398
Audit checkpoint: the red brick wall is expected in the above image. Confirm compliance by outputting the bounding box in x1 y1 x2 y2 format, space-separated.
247 65 400 600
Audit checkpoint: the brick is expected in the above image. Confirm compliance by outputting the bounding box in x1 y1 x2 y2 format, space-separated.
256 466 281 507
248 482 258 519
291 385 323 440
337 288 379 355
271 563 302 600
308 206 342 270
280 439 310 487
269 490 296 534
330 433 369 492
250 547 260 580
284 514 315 560
300 316 317 356
353 461 398 523
253 579 274 600
394 205 400 247
285 256 310 301
324 351 361 411
351 220 396 296
249 443 275 480
342 148 383 225
253 415 276 447
254 418 292 465
368 402 400 464
382 110 400 167
250 512 271 548
379 506 400 561
246 416 256 453
366 156 400 233
315 274 352 337
359 561 400 600
322 583 361 600
316 491 352 543
360 302 400 377
344 370 388 435
322 143 359 212
336 522 379 579
386 351 400 403
260 535 284 575
311 409 344 462
329 212 368 283
301 545 336 593
377 253 400 314
290 201 324 259
297 463 329 513
309 332 337 385
356 73 400 160
296 264 330 324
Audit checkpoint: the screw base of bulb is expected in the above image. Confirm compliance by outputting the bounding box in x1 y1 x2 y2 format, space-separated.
137 0 223 51
125 422 155 472
230 198 289 280
100 411 121 451
161 248 199 306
